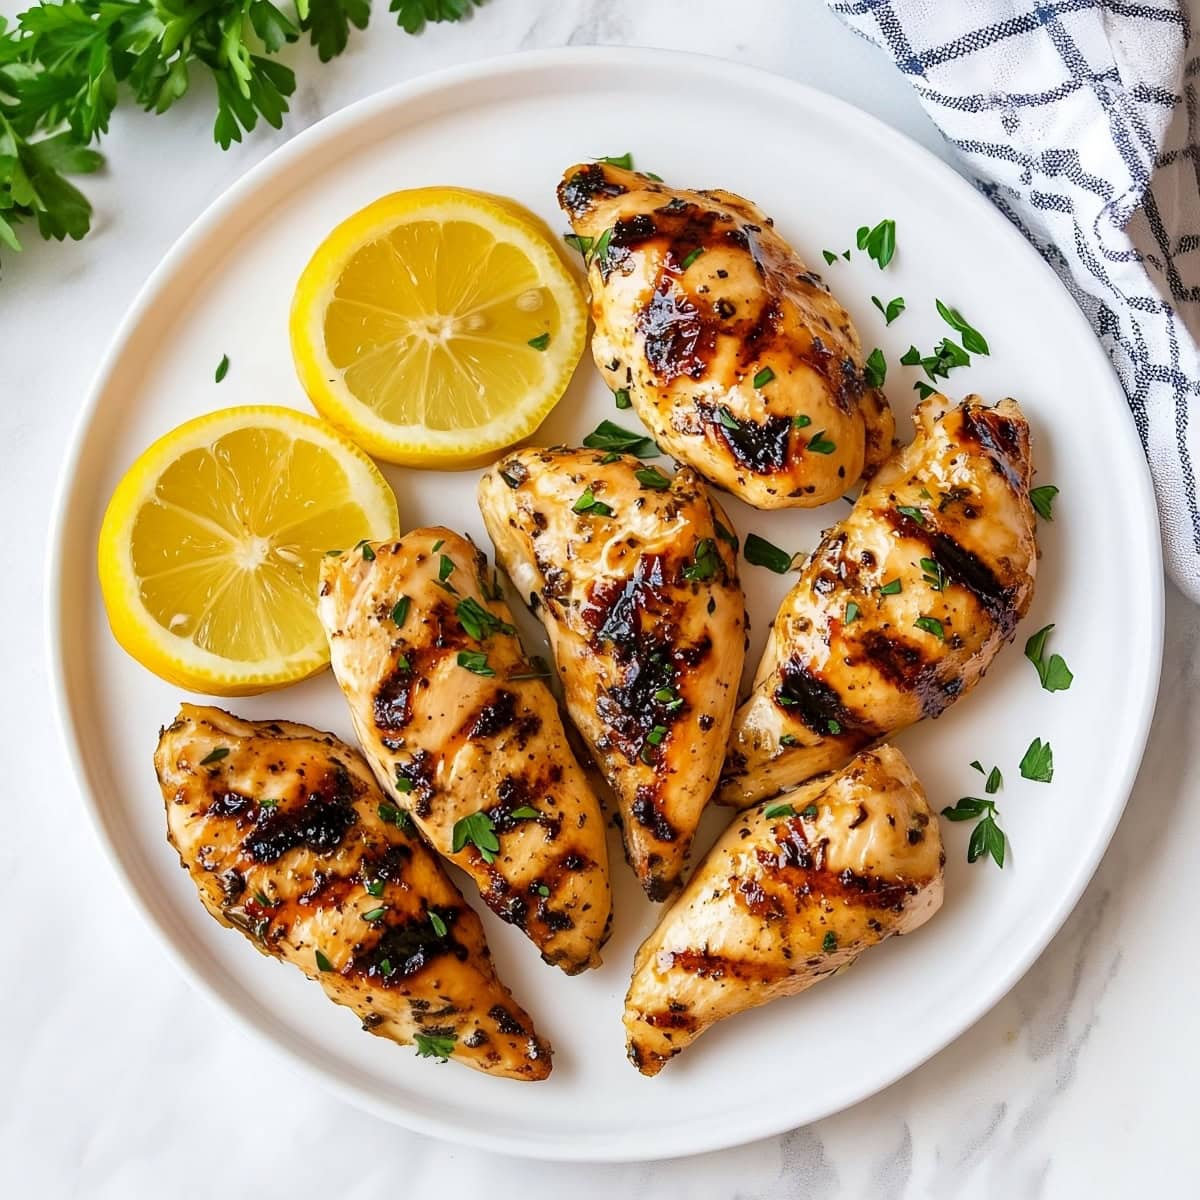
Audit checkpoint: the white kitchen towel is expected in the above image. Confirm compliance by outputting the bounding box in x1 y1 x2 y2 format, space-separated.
827 0 1200 601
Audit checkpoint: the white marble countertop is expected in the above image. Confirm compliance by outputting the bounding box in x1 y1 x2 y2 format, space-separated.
3 1 1196 1194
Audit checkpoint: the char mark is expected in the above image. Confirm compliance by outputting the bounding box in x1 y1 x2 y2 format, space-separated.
638 278 712 381
698 400 792 474
374 662 414 731
631 787 677 843
891 510 1020 634
958 405 1028 492
354 912 465 984
244 767 357 863
558 164 628 217
467 689 517 740
775 658 877 737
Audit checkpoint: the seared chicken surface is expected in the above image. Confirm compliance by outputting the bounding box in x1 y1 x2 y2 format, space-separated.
557 162 894 509
625 745 943 1076
478 448 746 900
156 705 551 1080
719 394 1038 809
317 528 611 974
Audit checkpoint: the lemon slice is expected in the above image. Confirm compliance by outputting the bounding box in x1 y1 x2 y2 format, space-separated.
98 406 399 695
289 187 587 466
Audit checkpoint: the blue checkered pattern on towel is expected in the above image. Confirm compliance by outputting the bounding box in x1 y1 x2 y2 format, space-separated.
827 0 1200 601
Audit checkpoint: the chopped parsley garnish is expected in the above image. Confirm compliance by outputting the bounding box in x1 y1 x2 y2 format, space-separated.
457 650 495 677
379 801 412 830
379 958 395 977
1024 624 1073 692
845 601 860 623
414 1033 457 1061
807 430 837 455
536 884 550 897
258 798 279 809
744 533 797 574
596 152 633 168
509 806 540 820
572 487 614 517
437 555 455 583
822 931 839 953
393 770 414 793
357 539 376 561
646 725 668 746
583 419 658 457
942 794 1006 868
366 878 385 897
395 654 411 671
827 719 842 735
527 332 551 351
214 354 230 382
716 405 741 431
682 537 720 581
362 906 386 923
614 388 632 410
452 810 500 863
392 596 411 626
428 910 447 937
431 539 444 552
764 802 795 818
592 227 613 263
779 734 798 747
914 615 945 640
654 686 683 711
1030 484 1059 520
681 247 705 270
793 413 812 428
753 366 775 388
879 578 902 596
864 348 887 389
1019 738 1054 783
564 232 593 258
920 557 947 591
314 949 334 973
871 295 905 324
199 747 229 766
802 805 818 819
896 504 925 525
635 465 672 490
822 249 839 265
936 299 990 355
456 596 515 641
971 760 1004 795
901 337 970 395
856 218 896 269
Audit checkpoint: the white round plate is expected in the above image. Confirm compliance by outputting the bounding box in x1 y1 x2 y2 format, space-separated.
49 48 1163 1161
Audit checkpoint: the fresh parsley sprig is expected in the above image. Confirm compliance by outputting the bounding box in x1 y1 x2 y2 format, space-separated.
0 1 481 270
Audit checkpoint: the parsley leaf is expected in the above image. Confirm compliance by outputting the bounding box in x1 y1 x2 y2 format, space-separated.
582 419 658 458
390 0 482 37
864 348 887 389
456 596 515 641
414 1032 457 1061
744 533 798 574
214 354 230 382
596 151 633 168
764 803 795 818
1019 737 1054 783
807 431 836 455
871 295 905 324
527 332 550 351
572 487 614 517
914 615 944 640
682 537 720 582
753 366 775 388
391 596 410 626
452 810 500 862
856 218 896 269
199 747 229 766
1030 484 1059 520
935 299 990 356
941 794 1006 868
1024 624 1073 692
457 649 495 677
635 465 672 490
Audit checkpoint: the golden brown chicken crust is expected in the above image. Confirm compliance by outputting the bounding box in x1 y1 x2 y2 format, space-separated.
155 704 551 1080
318 529 612 973
478 448 746 900
557 161 894 508
718 393 1038 808
625 745 944 1076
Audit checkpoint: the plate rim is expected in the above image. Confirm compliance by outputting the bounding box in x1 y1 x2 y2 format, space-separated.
45 44 1165 1162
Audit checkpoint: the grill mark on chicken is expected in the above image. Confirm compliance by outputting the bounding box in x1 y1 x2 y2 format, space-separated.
886 508 1020 634
632 786 678 843
374 663 415 731
637 280 710 380
959 404 1026 490
696 400 793 474
466 689 517 739
244 772 357 863
352 912 466 985
558 163 628 217
775 658 879 738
